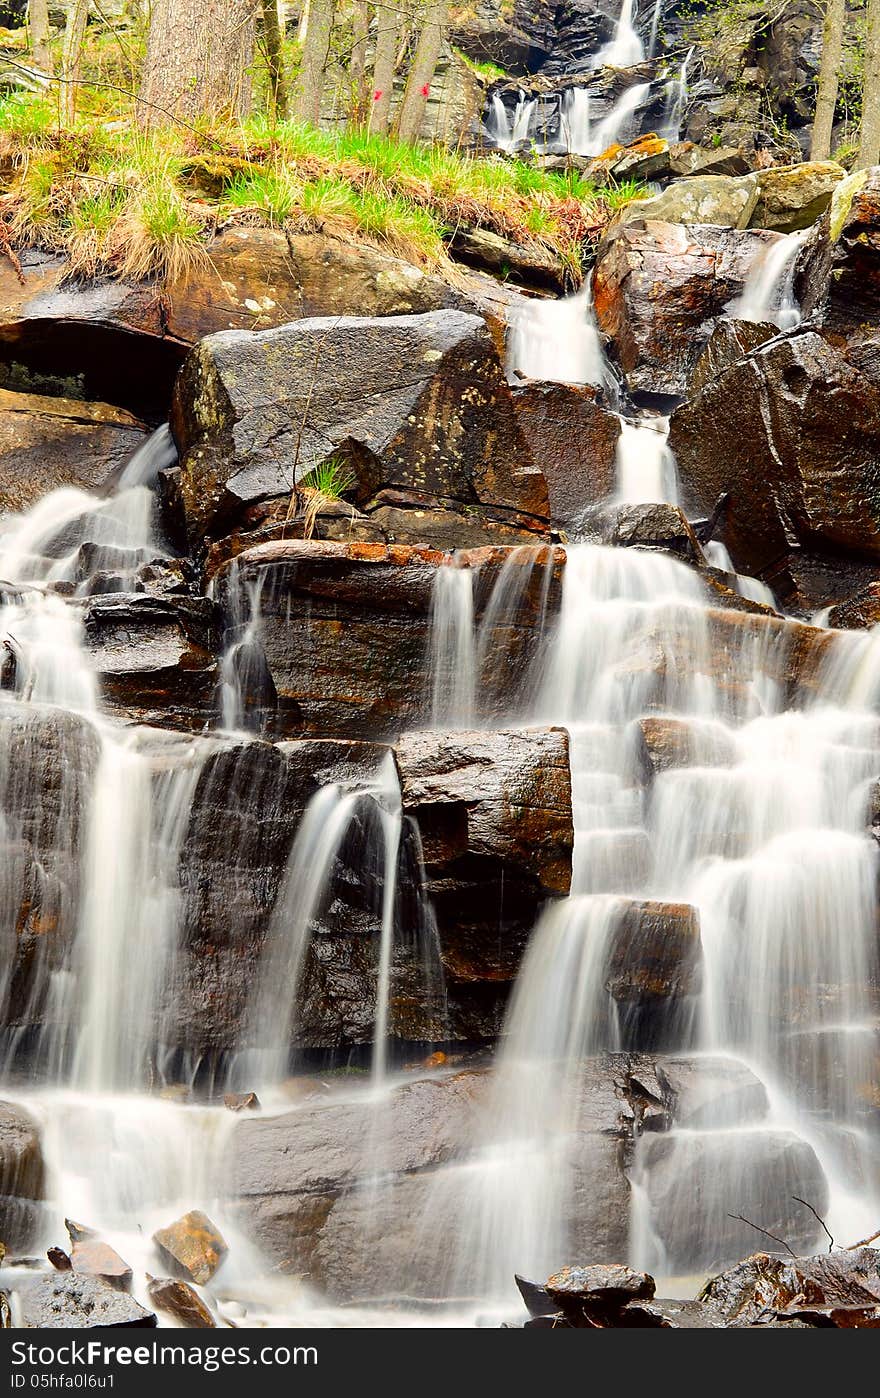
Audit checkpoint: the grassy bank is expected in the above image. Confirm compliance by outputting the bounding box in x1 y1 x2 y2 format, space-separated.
0 89 643 285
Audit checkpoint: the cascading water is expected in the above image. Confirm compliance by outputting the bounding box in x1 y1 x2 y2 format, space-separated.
487 90 537 152
506 283 615 393
595 0 646 68
614 415 680 505
729 231 805 328
591 81 652 153
704 539 778 610
659 46 693 141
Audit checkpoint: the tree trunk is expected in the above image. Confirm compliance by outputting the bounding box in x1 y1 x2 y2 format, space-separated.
138 0 258 129
60 0 89 126
395 0 447 142
858 0 880 168
349 0 370 127
810 0 846 160
28 0 51 73
293 0 334 124
261 0 289 119
369 1 400 136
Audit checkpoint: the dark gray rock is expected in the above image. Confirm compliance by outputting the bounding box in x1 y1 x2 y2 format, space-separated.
15 1272 156 1328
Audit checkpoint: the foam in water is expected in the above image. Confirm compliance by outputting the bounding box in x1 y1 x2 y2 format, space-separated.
486 90 536 152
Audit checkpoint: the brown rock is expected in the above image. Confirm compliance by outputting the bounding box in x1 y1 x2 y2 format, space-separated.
0 1102 45 1250
147 1277 216 1329
546 1263 655 1321
170 309 549 552
671 330 880 577
701 1248 880 1325
224 1092 260 1112
396 727 573 1038
47 1247 71 1271
593 219 783 396
0 389 147 514
828 581 880 630
631 716 738 782
214 540 563 740
512 382 619 525
70 1240 133 1292
152 1211 228 1286
605 900 702 1009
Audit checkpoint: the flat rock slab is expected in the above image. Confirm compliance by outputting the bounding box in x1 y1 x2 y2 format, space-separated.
15 1273 156 1328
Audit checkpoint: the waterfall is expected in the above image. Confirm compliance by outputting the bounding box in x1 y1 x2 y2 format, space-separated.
430 543 880 1298
506 283 615 392
614 415 680 505
487 90 537 152
704 540 778 610
648 0 664 56
591 82 652 154
216 559 272 734
429 560 476 728
596 0 646 68
729 231 805 329
560 87 592 155
659 46 693 142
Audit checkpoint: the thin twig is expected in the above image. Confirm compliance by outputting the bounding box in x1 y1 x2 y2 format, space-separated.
846 1227 880 1250
726 1212 798 1258
793 1197 835 1253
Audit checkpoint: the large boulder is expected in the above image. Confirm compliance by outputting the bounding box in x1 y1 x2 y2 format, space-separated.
670 329 880 578
701 1248 880 1325
231 1056 651 1300
640 1128 829 1271
168 736 446 1057
750 162 845 233
0 1101 45 1249
615 175 761 230
170 309 550 553
396 727 573 1037
593 220 783 396
512 383 619 526
213 540 563 740
0 389 147 513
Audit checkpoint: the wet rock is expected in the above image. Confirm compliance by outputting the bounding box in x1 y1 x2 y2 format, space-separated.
640 1128 829 1272
631 716 738 782
233 1057 639 1300
161 228 457 345
214 541 563 740
147 1276 216 1329
671 330 880 578
656 1055 770 1129
47 1247 71 1271
70 1240 132 1292
14 1272 156 1328
82 593 220 730
511 383 619 526
0 1102 44 1250
750 162 845 233
152 1211 228 1286
231 1072 486 1296
171 310 549 552
0 389 147 514
587 502 705 562
827 581 880 630
690 319 780 395
809 170 880 342
396 727 573 1038
170 735 434 1057
594 220 782 396
515 1274 557 1318
545 1263 655 1325
700 1248 880 1325
224 1092 260 1112
605 901 702 1042
65 1219 98 1245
